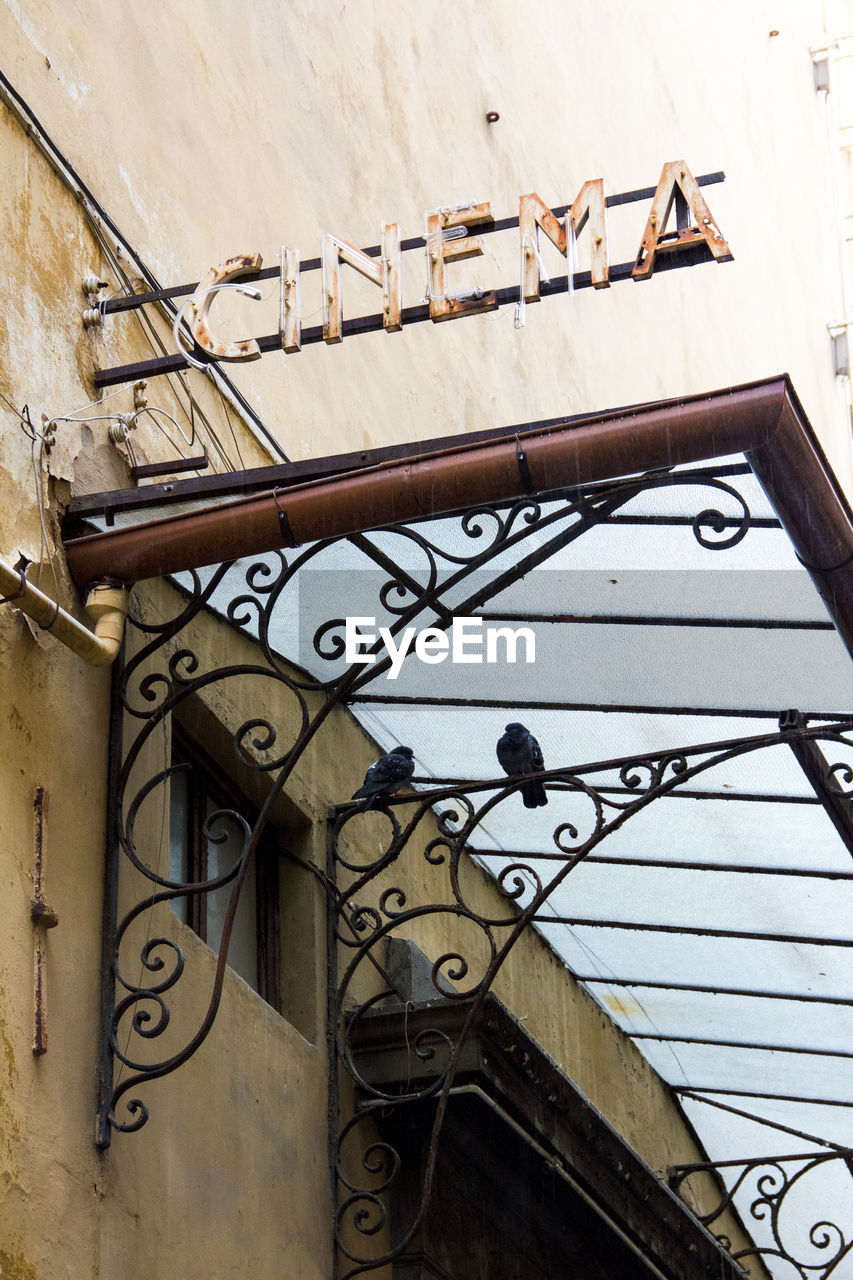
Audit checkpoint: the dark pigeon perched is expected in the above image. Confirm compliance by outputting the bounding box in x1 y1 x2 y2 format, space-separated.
352 745 415 811
496 722 548 808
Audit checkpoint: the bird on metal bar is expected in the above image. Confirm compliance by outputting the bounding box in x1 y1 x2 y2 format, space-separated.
352 745 415 811
496 723 548 808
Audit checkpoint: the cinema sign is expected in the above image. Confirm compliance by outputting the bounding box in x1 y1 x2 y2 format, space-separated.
96 160 732 386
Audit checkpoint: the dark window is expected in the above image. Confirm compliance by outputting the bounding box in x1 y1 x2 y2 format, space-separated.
168 726 281 1011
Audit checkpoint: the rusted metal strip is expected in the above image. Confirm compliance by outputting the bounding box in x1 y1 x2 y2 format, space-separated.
129 450 209 480
31 787 58 1055
92 245 720 387
780 709 853 858
348 693 845 726
63 376 853 675
67 405 682 520
65 378 787 583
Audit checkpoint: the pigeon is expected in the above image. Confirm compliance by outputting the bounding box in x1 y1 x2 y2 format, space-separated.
496 722 548 808
352 745 415 811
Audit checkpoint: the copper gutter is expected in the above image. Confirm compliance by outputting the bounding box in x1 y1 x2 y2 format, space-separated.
63 376 853 651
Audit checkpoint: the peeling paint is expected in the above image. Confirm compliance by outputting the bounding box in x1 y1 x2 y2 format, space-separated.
0 1247 37 1280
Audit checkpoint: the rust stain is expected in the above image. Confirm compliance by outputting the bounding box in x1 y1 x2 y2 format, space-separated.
602 994 645 1019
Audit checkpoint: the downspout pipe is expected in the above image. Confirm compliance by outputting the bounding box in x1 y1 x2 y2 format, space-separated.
62 376 853 653
0 561 129 666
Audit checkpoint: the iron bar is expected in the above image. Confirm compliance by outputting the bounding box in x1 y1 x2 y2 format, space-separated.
531 915 853 946
95 644 126 1147
672 1085 853 1107
351 693 851 725
674 1090 848 1151
472 849 853 876
66 456 754 523
575 975 853 1006
100 172 726 316
674 1147 853 1173
475 611 829 630
628 1032 853 1059
605 514 780 529
413 779 818 804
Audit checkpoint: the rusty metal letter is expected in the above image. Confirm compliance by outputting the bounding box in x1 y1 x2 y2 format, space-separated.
518 194 567 302
571 179 609 289
632 161 732 280
189 252 263 362
322 225 402 344
520 184 609 301
280 245 302 353
426 202 497 322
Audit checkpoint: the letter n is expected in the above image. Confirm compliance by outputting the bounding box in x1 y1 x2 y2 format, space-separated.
322 226 401 343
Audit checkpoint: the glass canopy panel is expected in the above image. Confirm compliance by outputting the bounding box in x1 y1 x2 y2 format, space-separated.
477 568 830 623
527 798 852 871
340 621 853 712
472 859 853 944
634 1040 853 1102
676 1096 853 1278
530 924 853 997
578 985 853 1053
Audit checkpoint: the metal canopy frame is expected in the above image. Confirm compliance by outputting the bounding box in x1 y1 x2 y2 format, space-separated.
85 395 853 1277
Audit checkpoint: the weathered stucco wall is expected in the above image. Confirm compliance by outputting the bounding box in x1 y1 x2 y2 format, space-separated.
1 1 851 478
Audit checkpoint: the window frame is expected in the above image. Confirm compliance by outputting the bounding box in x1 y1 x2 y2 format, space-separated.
170 723 282 1011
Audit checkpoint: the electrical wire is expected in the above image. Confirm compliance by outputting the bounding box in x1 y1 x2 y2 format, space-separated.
16 405 61 611
0 65 288 464
83 218 239 471
141 405 193 449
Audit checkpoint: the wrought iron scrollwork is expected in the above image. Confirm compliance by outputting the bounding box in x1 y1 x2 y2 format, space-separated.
96 460 838 1276
329 716 853 1275
670 1150 853 1279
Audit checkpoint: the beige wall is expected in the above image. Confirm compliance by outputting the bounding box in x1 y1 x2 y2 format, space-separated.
1 2 852 475
2 3 851 1276
0 564 761 1278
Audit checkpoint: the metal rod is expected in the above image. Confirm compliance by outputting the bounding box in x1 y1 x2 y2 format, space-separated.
93 243 722 387
471 849 853 876
629 1032 853 1059
475 611 829 630
574 975 853 1006
672 1147 853 1173
783 708 853 859
414 777 818 804
351 693 850 726
673 1090 850 1151
604 514 781 529
532 915 853 946
672 1086 853 1108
